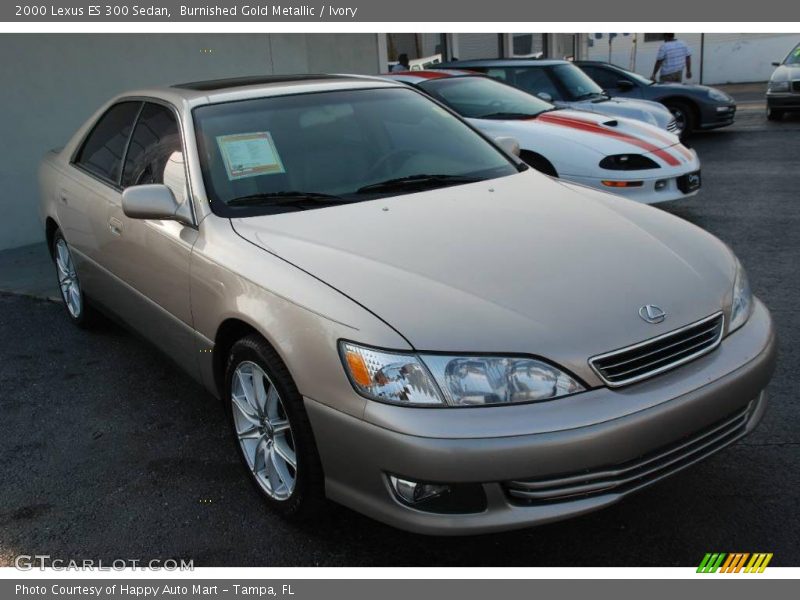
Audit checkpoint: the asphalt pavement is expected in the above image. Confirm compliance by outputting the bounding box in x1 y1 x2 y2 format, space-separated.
1 115 799 568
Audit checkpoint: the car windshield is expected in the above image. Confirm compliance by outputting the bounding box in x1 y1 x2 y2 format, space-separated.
193 87 518 216
615 66 655 86
418 76 554 119
785 43 800 65
550 64 606 100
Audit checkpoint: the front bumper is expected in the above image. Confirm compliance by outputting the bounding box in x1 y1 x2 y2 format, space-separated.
698 103 736 130
305 300 775 535
767 93 800 111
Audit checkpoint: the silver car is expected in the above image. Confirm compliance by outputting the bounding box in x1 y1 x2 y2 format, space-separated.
39 75 776 535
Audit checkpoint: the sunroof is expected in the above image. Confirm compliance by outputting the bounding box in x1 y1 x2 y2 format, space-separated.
172 74 352 91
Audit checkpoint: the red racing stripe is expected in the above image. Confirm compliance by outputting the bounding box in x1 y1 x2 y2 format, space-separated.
623 121 696 161
538 113 682 166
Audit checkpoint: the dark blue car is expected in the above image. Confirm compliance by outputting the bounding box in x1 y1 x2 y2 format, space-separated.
576 61 736 136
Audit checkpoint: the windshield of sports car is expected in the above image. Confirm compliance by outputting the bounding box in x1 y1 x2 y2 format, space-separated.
551 64 606 100
418 76 555 119
618 67 655 86
193 87 519 216
785 43 800 65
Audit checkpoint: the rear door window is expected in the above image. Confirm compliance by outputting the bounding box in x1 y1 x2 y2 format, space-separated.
75 101 142 185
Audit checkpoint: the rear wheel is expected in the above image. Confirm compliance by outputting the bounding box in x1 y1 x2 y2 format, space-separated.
665 100 695 137
767 107 785 121
52 229 96 328
225 334 326 519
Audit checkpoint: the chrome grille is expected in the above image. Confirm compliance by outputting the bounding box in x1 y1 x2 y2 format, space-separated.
590 312 724 387
504 401 752 504
667 118 679 133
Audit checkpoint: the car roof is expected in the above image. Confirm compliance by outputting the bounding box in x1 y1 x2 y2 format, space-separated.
574 60 617 66
171 74 355 91
438 58 569 68
114 74 401 106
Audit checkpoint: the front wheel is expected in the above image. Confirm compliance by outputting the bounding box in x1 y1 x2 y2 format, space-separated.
665 100 695 137
52 229 96 328
225 334 326 519
767 107 785 121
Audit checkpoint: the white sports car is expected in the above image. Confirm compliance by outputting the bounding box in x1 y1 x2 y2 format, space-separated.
383 70 701 204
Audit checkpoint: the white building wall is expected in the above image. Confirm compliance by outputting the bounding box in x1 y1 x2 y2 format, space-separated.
586 33 799 85
0 33 381 251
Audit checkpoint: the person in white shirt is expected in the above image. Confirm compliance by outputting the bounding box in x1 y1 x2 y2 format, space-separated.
652 34 692 83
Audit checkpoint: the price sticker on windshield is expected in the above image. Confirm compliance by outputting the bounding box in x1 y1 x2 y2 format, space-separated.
217 132 286 180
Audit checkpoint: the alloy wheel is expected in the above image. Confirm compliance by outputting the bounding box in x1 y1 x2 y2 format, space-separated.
231 361 297 501
55 238 82 318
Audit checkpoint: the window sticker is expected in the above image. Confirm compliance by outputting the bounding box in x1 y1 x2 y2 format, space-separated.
216 132 285 180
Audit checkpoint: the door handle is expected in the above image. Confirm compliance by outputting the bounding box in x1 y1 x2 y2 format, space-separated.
108 217 123 236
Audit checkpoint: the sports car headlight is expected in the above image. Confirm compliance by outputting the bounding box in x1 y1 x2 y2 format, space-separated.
340 343 584 406
729 261 753 333
768 80 790 93
708 88 732 102
600 154 660 170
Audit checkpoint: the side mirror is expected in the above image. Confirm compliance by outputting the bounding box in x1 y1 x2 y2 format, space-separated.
495 136 521 157
122 184 192 225
536 92 553 102
771 61 782 67
616 79 634 91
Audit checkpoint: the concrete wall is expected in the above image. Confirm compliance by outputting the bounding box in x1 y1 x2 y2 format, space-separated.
0 33 380 251
586 33 799 85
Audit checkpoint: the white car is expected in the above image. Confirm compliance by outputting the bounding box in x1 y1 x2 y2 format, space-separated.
383 70 701 204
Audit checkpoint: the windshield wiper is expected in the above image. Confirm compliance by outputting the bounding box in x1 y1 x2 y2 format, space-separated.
355 174 482 194
226 191 351 207
477 111 541 120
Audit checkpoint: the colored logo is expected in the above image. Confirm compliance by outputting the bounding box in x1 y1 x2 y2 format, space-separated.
697 553 773 573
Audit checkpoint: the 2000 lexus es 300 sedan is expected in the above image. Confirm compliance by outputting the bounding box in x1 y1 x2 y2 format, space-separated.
39 75 776 535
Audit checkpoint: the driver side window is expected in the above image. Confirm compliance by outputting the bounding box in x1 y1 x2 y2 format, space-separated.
121 103 186 203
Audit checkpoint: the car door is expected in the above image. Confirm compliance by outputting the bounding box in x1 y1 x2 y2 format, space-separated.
103 101 201 379
61 101 143 296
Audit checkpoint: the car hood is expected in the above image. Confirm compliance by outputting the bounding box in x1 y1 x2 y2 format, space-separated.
567 96 673 129
231 171 735 383
469 108 683 159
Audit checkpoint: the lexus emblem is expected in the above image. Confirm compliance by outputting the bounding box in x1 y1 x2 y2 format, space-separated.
639 304 666 324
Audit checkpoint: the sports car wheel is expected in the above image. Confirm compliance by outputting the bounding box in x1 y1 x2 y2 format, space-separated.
665 100 695 137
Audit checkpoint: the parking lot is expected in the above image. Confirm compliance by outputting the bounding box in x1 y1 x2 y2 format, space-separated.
1 102 799 568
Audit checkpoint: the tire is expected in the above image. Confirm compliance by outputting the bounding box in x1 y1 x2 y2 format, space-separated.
767 107 784 121
51 228 97 328
225 334 326 520
664 100 696 138
520 151 558 177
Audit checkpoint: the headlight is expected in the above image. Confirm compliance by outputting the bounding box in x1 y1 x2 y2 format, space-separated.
340 342 584 406
339 343 444 405
768 80 790 93
729 261 753 333
708 88 732 102
599 154 660 170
